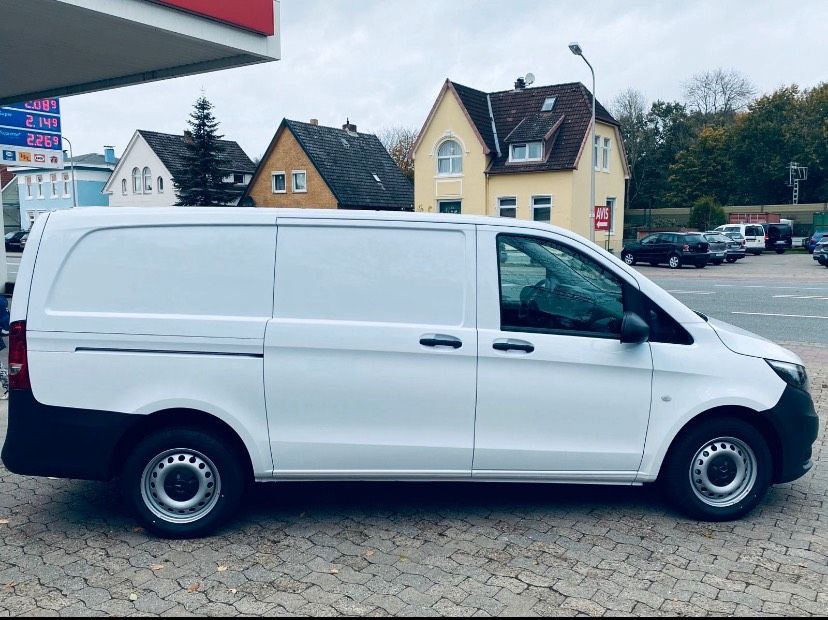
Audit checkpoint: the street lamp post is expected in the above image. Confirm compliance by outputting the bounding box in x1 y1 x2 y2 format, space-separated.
61 136 78 209
569 42 596 243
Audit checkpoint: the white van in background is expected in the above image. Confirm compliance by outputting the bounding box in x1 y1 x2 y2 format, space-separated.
2 209 818 537
716 223 766 255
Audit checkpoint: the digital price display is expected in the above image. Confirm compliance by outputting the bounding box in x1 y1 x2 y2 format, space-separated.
0 108 62 133
0 98 64 168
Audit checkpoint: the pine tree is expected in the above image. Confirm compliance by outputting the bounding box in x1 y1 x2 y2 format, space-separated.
173 96 237 206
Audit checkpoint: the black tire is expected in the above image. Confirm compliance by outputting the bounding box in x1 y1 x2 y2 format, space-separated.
713 259 724 266
668 254 682 269
621 251 636 266
695 262 706 269
775 248 785 254
662 417 772 521
726 257 737 263
121 427 246 538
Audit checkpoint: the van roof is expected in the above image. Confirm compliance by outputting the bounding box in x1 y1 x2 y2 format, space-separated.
44 207 586 241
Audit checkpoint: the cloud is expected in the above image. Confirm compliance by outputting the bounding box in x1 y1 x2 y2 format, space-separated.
61 0 828 159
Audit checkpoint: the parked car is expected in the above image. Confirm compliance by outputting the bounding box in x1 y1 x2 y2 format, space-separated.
702 233 728 265
715 224 765 255
706 232 746 263
805 232 827 254
2 208 817 537
621 232 710 269
813 239 828 267
762 223 793 254
4 231 28 252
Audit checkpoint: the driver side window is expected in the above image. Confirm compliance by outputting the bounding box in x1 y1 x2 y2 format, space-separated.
497 234 624 338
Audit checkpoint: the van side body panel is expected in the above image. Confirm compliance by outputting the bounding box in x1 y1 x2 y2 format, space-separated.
13 209 278 478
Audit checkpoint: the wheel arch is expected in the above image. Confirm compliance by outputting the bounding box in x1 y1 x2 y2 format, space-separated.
109 408 255 482
655 405 782 483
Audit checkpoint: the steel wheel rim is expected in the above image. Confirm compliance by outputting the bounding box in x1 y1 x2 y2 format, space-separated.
689 437 757 508
141 448 221 524
624 253 634 265
669 256 680 268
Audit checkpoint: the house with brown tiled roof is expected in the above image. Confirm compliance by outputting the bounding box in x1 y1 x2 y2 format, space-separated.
413 77 629 248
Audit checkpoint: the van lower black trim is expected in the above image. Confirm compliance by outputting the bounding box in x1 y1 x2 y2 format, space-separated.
1 390 138 481
75 347 264 358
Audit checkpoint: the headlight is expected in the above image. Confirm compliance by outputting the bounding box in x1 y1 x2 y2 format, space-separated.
766 360 809 393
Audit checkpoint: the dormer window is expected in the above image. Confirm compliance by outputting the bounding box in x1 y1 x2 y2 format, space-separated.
541 97 556 112
509 142 543 162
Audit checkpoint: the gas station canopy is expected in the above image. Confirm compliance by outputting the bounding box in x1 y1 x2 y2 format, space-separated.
0 0 281 106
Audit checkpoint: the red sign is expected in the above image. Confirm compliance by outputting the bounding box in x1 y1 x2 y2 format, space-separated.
594 205 611 231
152 1 275 36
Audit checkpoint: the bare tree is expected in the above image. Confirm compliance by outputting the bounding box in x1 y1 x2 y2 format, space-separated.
610 88 653 208
683 68 757 115
378 126 418 182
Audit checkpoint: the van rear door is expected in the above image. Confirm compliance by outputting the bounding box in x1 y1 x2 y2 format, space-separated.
265 218 478 477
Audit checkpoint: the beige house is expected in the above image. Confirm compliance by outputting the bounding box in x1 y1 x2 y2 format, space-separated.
413 78 629 246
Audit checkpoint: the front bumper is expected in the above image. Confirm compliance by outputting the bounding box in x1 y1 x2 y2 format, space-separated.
760 385 819 484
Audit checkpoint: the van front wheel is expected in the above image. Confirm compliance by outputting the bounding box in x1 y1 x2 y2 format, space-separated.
662 417 772 521
122 428 245 538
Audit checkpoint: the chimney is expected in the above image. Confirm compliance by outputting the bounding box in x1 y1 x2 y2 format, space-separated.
103 146 116 164
342 118 357 134
309 118 319 126
514 77 526 90
183 130 194 144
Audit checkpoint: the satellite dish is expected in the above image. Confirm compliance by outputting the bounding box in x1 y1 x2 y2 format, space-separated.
525 73 536 86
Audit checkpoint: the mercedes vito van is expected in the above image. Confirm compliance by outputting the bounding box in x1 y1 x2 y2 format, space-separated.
2 209 817 537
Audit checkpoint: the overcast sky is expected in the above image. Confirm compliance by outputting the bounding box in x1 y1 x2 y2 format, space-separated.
62 0 828 160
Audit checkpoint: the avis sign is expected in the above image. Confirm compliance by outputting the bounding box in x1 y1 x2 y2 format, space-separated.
594 205 611 231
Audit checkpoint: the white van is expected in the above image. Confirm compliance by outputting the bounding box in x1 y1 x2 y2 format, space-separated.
716 223 766 254
2 209 817 537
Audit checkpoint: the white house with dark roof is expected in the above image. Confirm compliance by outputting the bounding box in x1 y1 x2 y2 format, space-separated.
103 130 256 207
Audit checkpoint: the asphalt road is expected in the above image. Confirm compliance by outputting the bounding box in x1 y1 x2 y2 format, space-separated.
649 277 828 344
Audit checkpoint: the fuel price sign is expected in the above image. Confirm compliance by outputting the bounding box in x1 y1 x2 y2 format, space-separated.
0 98 63 169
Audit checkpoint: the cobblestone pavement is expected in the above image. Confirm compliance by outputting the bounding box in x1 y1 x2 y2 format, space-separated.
0 344 825 617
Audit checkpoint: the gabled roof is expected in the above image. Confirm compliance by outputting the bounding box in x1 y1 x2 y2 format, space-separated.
245 120 413 210
66 153 119 168
137 130 255 178
429 80 623 175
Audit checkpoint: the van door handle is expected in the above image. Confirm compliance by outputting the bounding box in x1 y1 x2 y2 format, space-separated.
420 335 462 349
493 339 535 354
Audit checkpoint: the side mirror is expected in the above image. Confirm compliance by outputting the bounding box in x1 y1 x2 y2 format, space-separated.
620 311 650 344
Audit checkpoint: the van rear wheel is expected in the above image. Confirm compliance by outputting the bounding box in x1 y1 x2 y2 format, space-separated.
122 428 245 538
662 417 771 521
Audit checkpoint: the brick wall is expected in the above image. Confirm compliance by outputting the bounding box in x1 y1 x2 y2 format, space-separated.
246 128 338 209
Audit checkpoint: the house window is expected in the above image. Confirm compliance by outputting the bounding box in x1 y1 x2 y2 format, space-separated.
437 140 463 175
36 175 44 199
132 168 141 194
532 196 552 222
541 97 556 112
143 167 152 192
158 177 164 193
438 200 462 214
593 136 600 170
498 197 517 218
62 173 71 197
234 173 245 185
272 172 286 193
50 174 58 198
292 171 307 193
25 176 32 199
602 138 611 172
121 179 127 195
606 197 616 233
509 142 543 162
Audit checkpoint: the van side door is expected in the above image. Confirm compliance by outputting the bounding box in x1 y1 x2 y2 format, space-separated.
473 227 653 479
264 218 478 477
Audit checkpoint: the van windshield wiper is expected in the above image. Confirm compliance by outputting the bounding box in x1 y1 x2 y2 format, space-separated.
694 311 709 321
